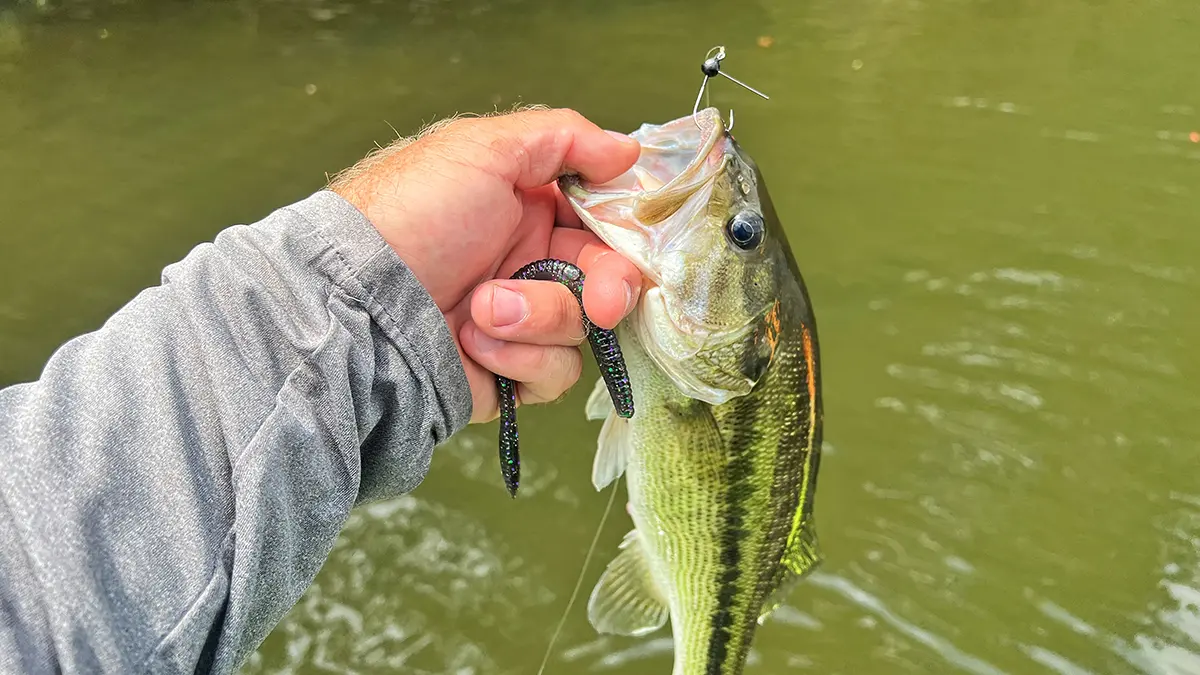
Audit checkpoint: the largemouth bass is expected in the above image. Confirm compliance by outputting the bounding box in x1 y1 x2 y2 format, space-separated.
559 107 824 675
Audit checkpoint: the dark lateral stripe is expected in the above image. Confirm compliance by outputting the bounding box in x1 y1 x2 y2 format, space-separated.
705 393 761 675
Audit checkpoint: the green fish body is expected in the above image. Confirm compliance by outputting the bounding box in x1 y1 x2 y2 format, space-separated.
562 108 824 675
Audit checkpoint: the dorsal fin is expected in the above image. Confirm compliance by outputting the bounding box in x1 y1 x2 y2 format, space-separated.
759 520 822 624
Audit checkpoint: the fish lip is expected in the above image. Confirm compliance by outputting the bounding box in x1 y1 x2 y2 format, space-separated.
558 107 728 285
630 107 725 214
560 177 664 285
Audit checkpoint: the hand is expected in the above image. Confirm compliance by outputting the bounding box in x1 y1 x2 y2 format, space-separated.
331 107 643 423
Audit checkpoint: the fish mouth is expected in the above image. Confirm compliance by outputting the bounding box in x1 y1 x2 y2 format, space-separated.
558 107 728 287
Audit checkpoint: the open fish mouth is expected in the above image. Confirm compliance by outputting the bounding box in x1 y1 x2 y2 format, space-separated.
559 107 780 405
558 107 729 288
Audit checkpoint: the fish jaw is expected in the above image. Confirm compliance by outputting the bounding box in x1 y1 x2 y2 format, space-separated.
558 107 725 285
561 107 779 403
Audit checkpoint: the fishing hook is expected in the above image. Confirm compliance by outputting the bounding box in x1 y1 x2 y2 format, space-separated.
692 45 770 132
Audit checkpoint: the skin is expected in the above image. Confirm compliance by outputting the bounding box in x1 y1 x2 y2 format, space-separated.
331 108 644 423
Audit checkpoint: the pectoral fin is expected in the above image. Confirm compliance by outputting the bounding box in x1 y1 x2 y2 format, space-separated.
592 411 631 491
585 377 613 421
587 530 669 637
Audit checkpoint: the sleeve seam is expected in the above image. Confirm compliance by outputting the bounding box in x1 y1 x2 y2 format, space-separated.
138 526 235 672
284 207 445 403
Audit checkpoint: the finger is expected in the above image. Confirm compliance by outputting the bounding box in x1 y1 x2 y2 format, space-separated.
546 228 599 267
471 279 586 346
460 323 583 405
547 229 643 330
581 250 642 330
451 108 640 189
553 182 584 229
546 228 626 274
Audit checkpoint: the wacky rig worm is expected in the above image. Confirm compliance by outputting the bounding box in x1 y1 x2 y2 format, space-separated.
495 259 634 497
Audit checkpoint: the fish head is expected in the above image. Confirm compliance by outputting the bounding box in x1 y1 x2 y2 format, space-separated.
560 107 792 405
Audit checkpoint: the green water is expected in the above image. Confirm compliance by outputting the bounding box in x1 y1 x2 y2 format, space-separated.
3 1 1200 673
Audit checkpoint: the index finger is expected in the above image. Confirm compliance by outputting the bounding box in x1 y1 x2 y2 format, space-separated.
443 108 641 190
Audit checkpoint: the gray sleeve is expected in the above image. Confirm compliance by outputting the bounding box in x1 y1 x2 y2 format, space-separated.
0 190 473 674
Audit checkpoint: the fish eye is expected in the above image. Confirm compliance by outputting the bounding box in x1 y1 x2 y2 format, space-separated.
725 211 765 250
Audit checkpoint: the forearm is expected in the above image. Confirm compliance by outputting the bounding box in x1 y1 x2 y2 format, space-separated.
0 191 471 673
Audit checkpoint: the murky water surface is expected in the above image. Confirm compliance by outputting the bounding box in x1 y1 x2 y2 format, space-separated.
3 1 1199 672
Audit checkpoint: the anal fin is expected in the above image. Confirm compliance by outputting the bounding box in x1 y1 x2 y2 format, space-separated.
587 530 669 637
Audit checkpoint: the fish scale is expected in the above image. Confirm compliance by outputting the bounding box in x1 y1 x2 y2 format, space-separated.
566 108 824 675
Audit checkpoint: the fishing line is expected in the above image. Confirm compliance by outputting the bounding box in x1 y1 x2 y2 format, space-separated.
536 480 621 675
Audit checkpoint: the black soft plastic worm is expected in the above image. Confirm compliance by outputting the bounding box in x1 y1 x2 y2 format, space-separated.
496 259 635 497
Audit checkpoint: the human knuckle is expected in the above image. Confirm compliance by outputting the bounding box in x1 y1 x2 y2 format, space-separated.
552 108 585 124
535 352 580 400
554 289 583 336
564 349 583 383
541 345 579 380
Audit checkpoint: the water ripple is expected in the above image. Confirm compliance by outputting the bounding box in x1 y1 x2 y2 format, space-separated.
808 573 1008 675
